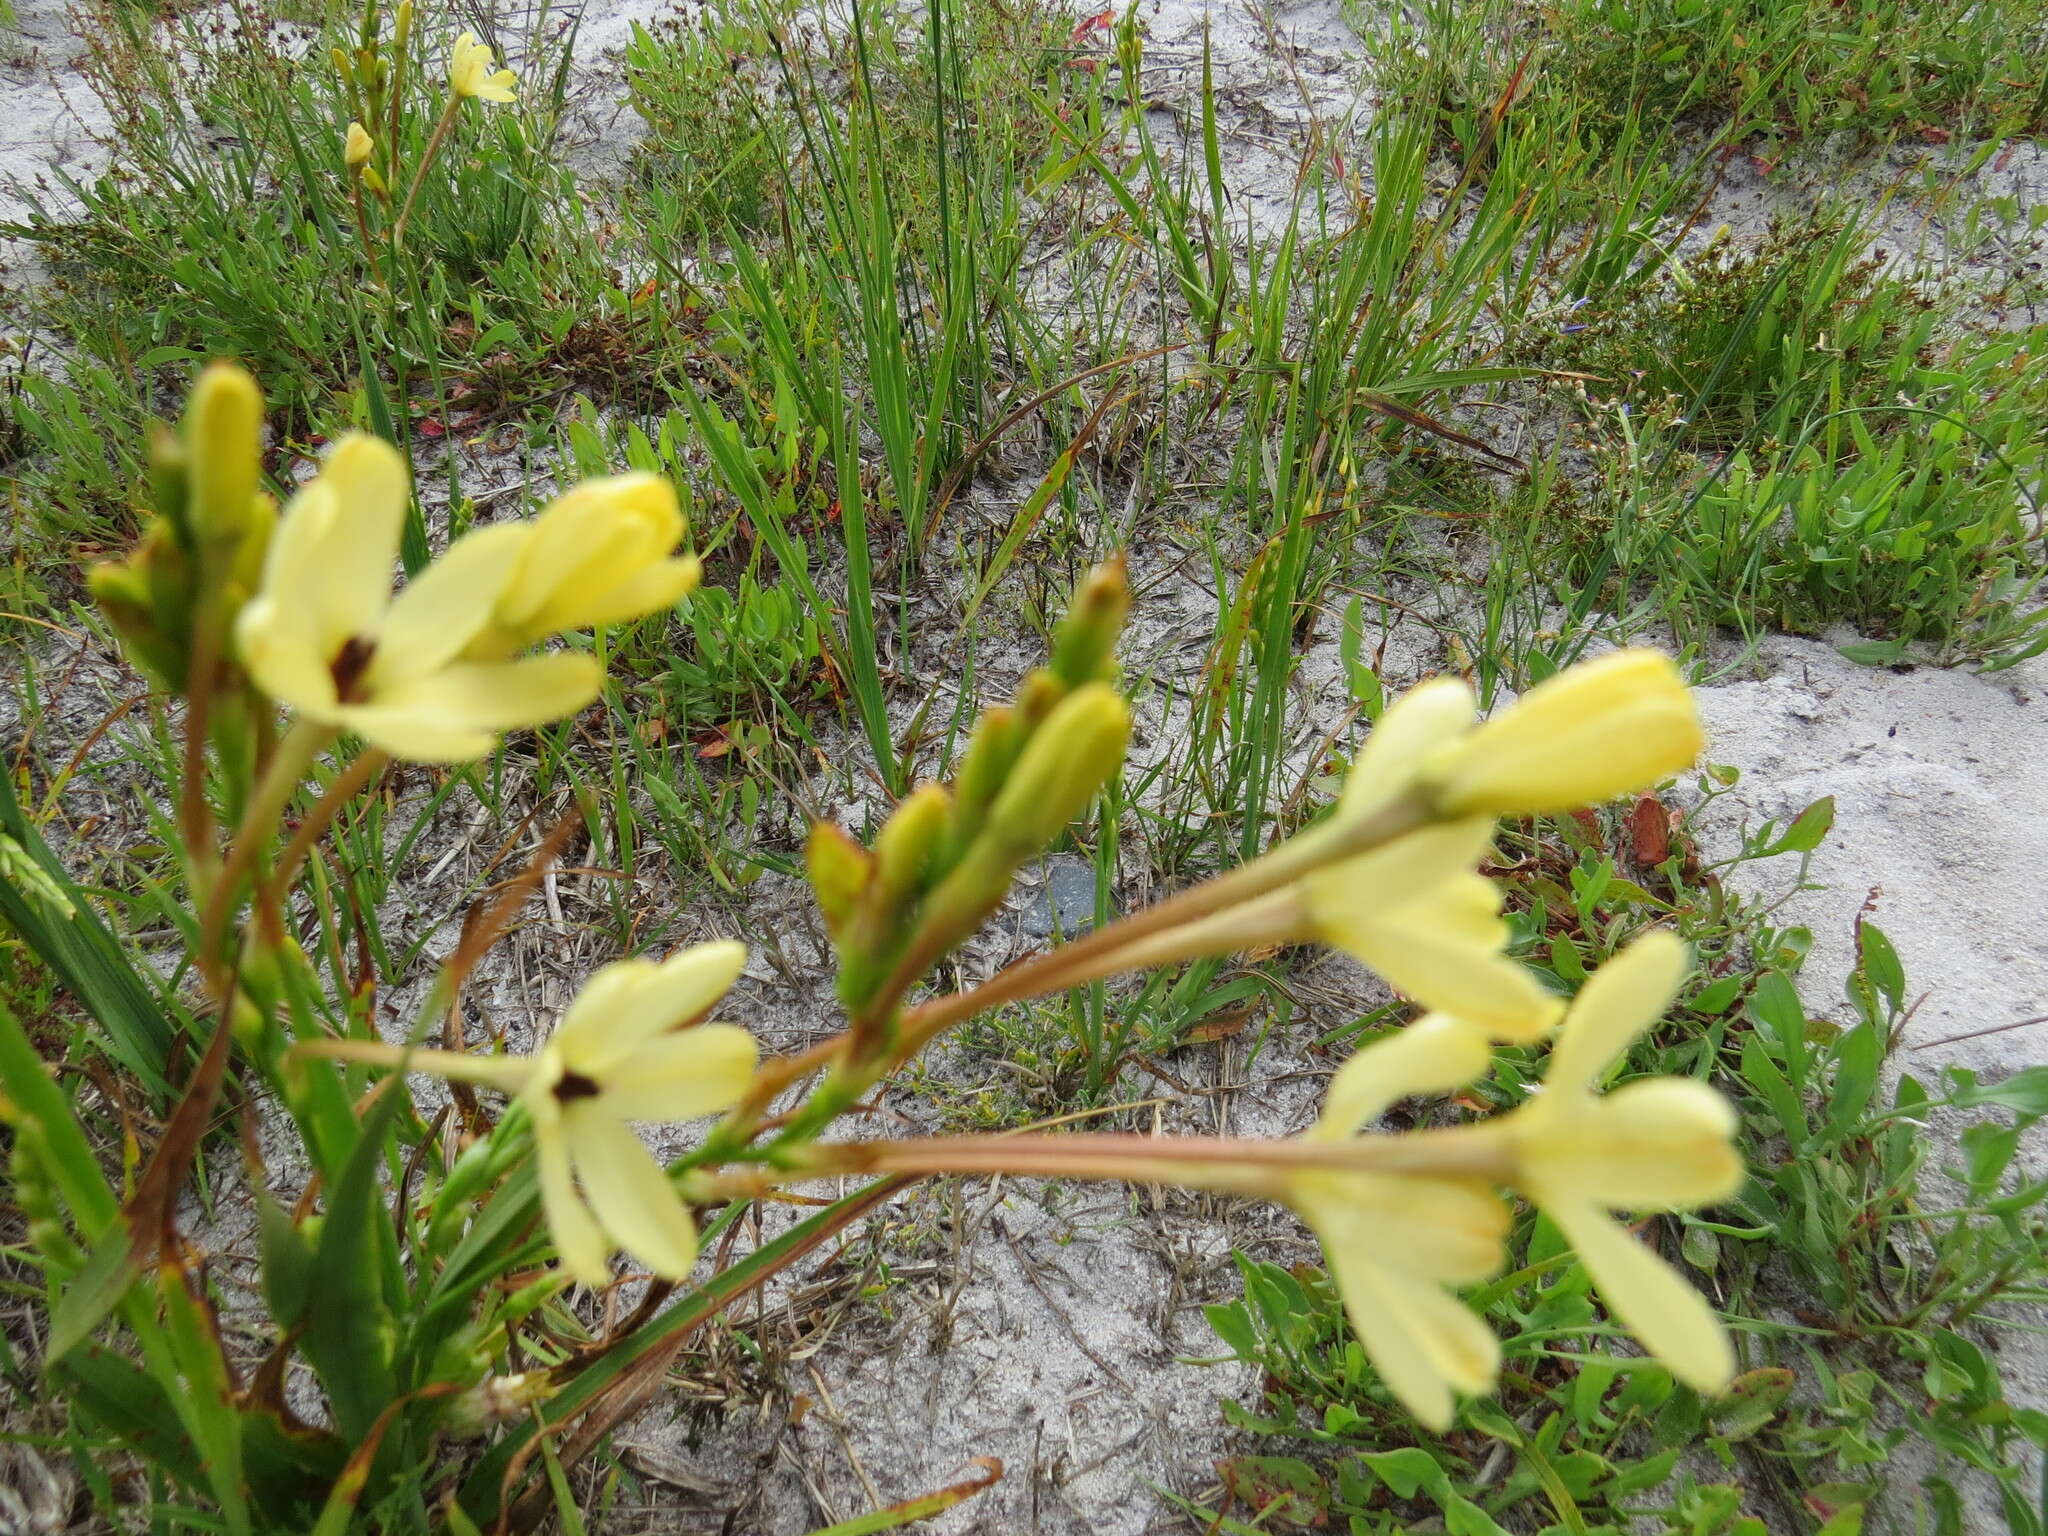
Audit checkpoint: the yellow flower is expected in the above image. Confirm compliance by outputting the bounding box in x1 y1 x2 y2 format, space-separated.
469 474 700 656
366 944 758 1285
1418 650 1704 818
234 434 600 761
344 121 374 169
1285 1015 1509 1430
448 30 517 103
1504 930 1742 1392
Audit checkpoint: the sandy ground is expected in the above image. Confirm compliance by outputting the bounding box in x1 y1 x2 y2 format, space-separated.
2 0 2045 1529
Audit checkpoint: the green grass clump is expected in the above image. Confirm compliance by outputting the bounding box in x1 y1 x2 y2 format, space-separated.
1379 0 2047 156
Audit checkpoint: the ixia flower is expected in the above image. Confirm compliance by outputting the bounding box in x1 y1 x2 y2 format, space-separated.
467 474 701 657
234 434 600 761
448 31 517 103
343 121 374 169
1282 1014 1510 1430
1502 929 1742 1392
312 943 758 1285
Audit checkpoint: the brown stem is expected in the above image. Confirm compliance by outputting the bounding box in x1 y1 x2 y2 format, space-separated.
348 181 388 288
267 747 388 907
390 94 462 251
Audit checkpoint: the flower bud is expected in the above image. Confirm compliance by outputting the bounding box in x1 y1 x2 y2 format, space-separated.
873 783 951 911
1417 650 1703 818
806 820 873 939
1048 555 1130 686
988 683 1130 853
344 121 374 169
944 705 1021 857
183 362 263 550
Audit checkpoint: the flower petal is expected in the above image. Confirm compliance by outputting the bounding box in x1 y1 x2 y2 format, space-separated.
279 434 408 656
1544 930 1690 1096
1323 873 1563 1041
554 942 748 1078
366 522 530 691
1544 1197 1734 1395
1422 650 1703 817
532 1099 610 1286
1337 675 1477 824
1312 1014 1493 1139
1305 814 1499 908
595 1023 759 1122
1521 1078 1743 1211
563 555 701 631
236 596 340 716
564 1109 700 1279
338 653 601 759
1318 1244 1498 1430
1291 1172 1508 1284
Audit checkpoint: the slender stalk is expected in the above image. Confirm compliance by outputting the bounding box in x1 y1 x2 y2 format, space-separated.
196 718 335 984
733 1124 1518 1193
348 181 387 288
390 93 463 251
268 746 388 903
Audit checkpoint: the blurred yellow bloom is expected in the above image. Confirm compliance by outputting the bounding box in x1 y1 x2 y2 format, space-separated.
1504 930 1742 1392
367 944 758 1285
344 121 374 169
1285 1015 1508 1431
235 434 599 761
448 30 517 103
1419 650 1704 818
469 474 699 655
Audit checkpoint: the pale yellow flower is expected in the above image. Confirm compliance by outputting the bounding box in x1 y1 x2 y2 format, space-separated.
1418 650 1704 818
469 474 700 656
234 434 599 761
344 121 374 169
1284 1015 1509 1431
1504 930 1742 1392
448 30 517 103
359 943 758 1285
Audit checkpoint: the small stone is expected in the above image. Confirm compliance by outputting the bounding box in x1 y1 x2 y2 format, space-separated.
1018 855 1112 940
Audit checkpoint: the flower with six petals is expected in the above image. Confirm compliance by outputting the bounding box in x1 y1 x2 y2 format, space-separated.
234 434 601 760
333 943 760 1285
448 31 517 103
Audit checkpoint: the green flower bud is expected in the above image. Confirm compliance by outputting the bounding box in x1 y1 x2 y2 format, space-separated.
873 783 950 912
1049 555 1130 687
806 820 873 940
183 362 263 550
988 683 1130 854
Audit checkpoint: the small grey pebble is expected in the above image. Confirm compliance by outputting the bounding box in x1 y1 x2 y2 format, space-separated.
1018 855 1114 940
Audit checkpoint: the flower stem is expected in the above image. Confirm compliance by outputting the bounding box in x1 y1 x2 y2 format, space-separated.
390 93 462 252
196 718 335 986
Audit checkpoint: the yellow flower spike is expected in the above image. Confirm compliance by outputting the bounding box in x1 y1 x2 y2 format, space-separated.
344 121 374 169
1418 650 1704 818
308 943 757 1286
474 473 699 653
1505 931 1744 1394
448 30 517 103
234 432 600 761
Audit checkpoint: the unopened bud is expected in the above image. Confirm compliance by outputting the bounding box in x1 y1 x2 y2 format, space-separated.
988 683 1130 853
1048 555 1130 686
183 362 264 549
873 784 950 910
344 121 375 169
1013 667 1065 730
805 820 873 939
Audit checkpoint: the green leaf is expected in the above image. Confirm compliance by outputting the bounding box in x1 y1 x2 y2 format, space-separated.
1756 796 1835 858
301 1083 404 1441
0 772 184 1096
1951 1065 2048 1118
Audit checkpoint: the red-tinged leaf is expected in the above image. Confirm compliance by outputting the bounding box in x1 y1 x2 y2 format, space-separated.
1184 1008 1253 1044
695 731 733 760
416 416 447 439
1631 794 1672 866
1570 807 1605 850
1071 7 1112 41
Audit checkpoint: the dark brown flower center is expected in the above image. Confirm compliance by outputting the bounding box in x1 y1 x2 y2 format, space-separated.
554 1071 602 1103
329 634 377 705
